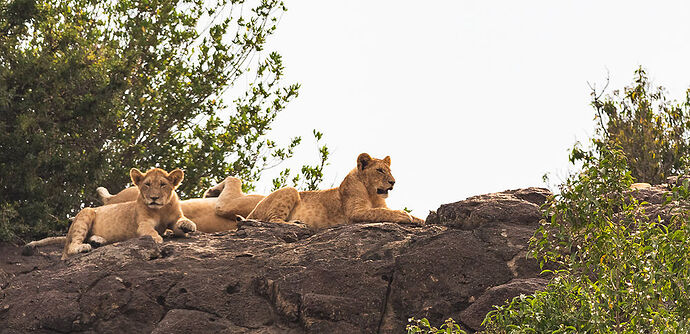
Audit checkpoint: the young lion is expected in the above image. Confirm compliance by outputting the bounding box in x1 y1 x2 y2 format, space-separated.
61 168 196 259
97 176 265 232
247 153 425 230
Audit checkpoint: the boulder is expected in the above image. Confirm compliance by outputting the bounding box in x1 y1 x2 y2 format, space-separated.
0 188 552 333
459 278 548 331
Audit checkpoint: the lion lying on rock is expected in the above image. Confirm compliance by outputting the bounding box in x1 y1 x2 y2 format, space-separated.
58 167 196 259
97 176 265 232
24 176 265 256
247 153 425 229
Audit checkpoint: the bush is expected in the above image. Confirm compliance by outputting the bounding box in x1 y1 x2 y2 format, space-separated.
406 318 466 334
483 143 690 333
590 67 690 184
484 69 690 333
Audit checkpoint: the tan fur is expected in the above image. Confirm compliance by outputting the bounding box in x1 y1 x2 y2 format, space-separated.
97 176 265 232
61 168 196 260
24 236 66 248
247 153 425 230
630 182 652 190
207 176 266 221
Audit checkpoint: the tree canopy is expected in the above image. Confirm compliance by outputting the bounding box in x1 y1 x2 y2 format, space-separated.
0 0 320 241
587 67 690 184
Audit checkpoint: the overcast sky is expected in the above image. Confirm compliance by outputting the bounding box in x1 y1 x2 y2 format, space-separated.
250 0 690 217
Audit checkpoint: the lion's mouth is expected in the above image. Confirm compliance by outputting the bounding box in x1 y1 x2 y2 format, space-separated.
148 201 163 208
377 187 392 195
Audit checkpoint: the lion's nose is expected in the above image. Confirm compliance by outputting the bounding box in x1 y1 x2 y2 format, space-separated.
150 196 159 201
389 180 395 186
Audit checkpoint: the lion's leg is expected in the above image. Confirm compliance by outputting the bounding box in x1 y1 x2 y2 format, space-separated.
247 187 300 224
348 207 425 225
87 235 107 248
203 182 224 198
136 220 164 243
216 195 264 219
170 216 197 237
212 177 245 216
205 176 243 198
61 208 97 260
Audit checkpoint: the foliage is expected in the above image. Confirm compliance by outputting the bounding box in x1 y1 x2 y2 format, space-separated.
406 317 466 334
0 0 327 242
590 67 690 184
271 129 330 191
483 142 690 333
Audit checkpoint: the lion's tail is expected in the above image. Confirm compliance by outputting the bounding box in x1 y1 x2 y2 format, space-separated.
96 186 112 204
22 236 67 256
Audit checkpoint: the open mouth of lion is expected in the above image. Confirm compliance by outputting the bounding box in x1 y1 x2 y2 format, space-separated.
376 188 392 195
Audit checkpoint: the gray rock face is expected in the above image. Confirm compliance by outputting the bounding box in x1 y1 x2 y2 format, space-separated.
0 188 553 333
459 278 548 330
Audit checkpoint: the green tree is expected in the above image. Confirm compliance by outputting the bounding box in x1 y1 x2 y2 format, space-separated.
271 129 330 191
483 68 690 332
0 0 316 242
590 67 690 184
484 143 690 333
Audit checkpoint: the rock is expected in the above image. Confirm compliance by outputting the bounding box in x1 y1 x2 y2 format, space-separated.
20 244 36 256
666 175 690 187
0 268 8 289
427 187 550 229
626 183 690 225
459 278 548 331
386 230 514 332
0 188 552 333
152 309 250 334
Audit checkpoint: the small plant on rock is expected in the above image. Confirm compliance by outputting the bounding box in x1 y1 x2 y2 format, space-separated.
406 317 466 334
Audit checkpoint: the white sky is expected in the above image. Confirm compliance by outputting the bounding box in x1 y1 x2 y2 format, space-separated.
250 0 690 216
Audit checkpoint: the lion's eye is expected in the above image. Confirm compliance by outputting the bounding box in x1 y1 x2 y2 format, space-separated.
160 182 167 187
144 182 151 187
376 168 384 174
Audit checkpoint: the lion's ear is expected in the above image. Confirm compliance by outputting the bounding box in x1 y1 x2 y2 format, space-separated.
168 168 184 188
383 156 391 165
130 168 145 186
357 153 372 170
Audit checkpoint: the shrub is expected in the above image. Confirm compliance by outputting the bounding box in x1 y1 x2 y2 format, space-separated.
590 67 690 184
483 143 690 333
407 317 466 334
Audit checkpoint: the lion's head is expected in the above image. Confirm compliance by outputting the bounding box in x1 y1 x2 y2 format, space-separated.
356 153 396 198
130 168 184 209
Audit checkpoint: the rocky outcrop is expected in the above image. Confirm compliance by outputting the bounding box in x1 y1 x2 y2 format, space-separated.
0 188 554 333
459 278 548 330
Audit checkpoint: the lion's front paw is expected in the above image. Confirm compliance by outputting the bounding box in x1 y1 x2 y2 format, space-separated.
67 243 92 255
400 211 425 226
178 219 197 233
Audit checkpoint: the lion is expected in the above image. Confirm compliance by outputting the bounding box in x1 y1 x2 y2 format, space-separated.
247 153 425 230
24 176 265 255
60 167 196 259
96 176 265 232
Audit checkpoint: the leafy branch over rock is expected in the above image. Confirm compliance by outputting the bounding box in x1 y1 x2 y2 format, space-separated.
0 0 327 242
